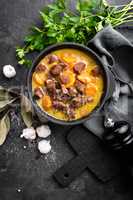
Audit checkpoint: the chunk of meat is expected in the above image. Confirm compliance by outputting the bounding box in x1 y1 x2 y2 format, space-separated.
60 71 75 88
42 95 52 110
83 96 93 104
48 54 59 64
68 87 78 97
50 89 62 101
66 106 76 120
91 66 102 77
70 96 93 108
50 64 62 76
53 101 66 111
75 80 85 94
70 97 82 108
47 73 60 88
34 87 44 98
45 79 56 93
55 89 69 102
73 62 86 74
35 63 46 72
47 73 53 79
59 62 69 70
61 85 69 95
60 74 70 85
61 95 70 102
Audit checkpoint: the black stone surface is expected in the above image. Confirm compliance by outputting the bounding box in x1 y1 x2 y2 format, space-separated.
0 0 133 200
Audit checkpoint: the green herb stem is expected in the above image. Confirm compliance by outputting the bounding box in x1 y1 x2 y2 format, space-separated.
16 0 133 67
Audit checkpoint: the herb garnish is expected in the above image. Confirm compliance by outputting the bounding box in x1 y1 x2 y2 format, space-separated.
16 0 133 67
0 87 33 145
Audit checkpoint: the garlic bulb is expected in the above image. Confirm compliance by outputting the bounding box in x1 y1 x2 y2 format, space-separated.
38 140 51 154
3 65 16 78
20 127 36 140
36 125 51 138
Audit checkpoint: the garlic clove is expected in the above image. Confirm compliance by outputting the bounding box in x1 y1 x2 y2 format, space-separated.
38 140 51 154
3 65 16 78
20 127 36 140
36 125 51 138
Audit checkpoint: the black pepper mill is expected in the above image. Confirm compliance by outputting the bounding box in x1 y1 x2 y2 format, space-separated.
103 119 133 165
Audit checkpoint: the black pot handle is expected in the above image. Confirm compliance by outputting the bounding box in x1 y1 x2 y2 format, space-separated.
101 55 115 100
106 68 115 100
54 154 87 187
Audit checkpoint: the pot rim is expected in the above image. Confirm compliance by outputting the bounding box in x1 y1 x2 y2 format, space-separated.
27 42 110 125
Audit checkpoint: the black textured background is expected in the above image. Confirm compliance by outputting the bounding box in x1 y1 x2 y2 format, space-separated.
0 1 133 200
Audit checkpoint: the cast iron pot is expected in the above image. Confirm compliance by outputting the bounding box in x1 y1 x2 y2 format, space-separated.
27 43 115 125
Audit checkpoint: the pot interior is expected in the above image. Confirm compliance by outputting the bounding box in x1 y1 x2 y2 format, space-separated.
27 43 110 125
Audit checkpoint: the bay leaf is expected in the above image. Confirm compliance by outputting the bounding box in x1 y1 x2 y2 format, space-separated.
0 86 12 101
21 95 33 127
0 86 20 100
0 113 11 146
0 86 18 110
0 98 17 109
0 106 9 114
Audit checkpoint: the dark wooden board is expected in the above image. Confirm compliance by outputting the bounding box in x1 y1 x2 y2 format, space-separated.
54 126 120 186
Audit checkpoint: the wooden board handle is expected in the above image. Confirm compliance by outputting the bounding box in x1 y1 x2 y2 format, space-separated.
54 154 87 187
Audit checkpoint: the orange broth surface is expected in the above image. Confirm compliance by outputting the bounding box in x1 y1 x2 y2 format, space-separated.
32 48 104 121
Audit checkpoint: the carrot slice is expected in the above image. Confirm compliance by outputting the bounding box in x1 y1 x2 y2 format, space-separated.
60 70 75 88
77 75 91 84
85 84 97 96
42 95 52 110
60 53 77 64
33 72 46 86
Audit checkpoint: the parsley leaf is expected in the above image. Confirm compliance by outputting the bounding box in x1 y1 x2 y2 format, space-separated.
16 0 133 67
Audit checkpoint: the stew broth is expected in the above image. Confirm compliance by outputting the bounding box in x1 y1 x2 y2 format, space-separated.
32 49 104 121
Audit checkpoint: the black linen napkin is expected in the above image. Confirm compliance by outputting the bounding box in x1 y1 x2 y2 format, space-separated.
84 25 133 139
54 26 133 186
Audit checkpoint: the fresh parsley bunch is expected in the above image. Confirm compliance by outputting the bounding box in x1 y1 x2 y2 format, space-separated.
16 0 133 67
